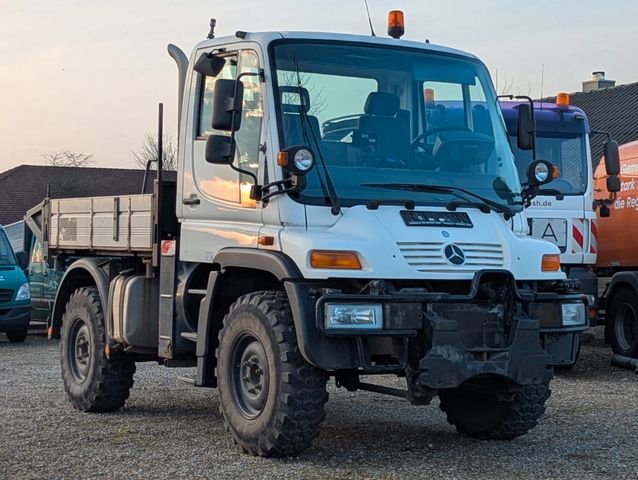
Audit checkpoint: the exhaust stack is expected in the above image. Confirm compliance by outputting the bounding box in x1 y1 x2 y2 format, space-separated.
167 44 188 136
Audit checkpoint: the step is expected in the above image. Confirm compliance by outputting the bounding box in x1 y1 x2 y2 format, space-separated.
187 289 208 296
180 331 198 342
177 375 196 385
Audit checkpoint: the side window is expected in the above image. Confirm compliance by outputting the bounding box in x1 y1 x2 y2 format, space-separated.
198 56 238 137
30 240 44 274
235 50 263 178
195 50 263 207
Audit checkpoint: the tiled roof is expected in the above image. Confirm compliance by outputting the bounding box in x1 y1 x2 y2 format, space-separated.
0 165 174 225
542 82 638 165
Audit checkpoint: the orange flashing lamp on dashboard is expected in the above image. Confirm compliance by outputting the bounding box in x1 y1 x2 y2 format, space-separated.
424 88 435 106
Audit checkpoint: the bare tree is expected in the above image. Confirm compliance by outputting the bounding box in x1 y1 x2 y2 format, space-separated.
132 133 177 171
497 73 516 96
42 150 94 167
279 71 327 117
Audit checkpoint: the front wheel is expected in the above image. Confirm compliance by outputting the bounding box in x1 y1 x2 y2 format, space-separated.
6 328 28 343
439 379 551 439
607 287 638 357
216 291 328 457
60 287 136 412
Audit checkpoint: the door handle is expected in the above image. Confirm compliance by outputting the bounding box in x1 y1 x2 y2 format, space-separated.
182 194 201 206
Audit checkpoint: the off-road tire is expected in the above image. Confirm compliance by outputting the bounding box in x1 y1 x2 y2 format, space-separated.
216 291 328 457
60 287 135 412
6 328 28 343
439 381 551 440
607 287 638 357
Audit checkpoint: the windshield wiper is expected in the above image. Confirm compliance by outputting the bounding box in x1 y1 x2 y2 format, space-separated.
361 183 517 219
536 188 565 200
293 54 341 215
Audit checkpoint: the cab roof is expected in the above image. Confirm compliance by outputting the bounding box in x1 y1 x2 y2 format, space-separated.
500 100 590 135
192 31 478 61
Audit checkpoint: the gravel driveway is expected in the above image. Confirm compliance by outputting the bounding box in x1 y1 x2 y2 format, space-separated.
1 329 636 480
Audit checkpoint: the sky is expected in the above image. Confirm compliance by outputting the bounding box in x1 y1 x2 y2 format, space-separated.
1 0 637 171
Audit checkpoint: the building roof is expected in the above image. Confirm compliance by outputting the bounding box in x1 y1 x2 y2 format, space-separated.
0 165 173 225
542 82 638 165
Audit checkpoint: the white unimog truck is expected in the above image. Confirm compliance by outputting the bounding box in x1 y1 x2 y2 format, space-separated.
26 16 587 456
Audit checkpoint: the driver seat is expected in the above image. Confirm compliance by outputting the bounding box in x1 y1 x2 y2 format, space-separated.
357 92 412 165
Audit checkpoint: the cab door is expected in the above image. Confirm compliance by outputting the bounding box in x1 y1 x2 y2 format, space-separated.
179 46 266 263
27 240 46 323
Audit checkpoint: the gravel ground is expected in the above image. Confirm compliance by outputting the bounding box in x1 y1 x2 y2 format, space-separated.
1 328 636 480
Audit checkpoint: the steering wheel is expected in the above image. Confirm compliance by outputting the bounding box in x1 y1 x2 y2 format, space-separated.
411 126 472 149
544 178 575 194
411 126 471 168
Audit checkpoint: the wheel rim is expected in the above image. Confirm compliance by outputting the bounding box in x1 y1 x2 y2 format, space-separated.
230 333 270 419
615 302 638 352
68 319 91 382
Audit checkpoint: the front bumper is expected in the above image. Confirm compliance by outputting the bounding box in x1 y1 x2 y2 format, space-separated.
0 305 31 332
286 270 583 387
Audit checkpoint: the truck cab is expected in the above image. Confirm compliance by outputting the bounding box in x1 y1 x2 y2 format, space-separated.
0 225 31 342
501 100 596 273
28 20 588 457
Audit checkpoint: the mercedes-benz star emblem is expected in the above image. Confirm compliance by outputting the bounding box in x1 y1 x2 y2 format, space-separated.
443 244 466 266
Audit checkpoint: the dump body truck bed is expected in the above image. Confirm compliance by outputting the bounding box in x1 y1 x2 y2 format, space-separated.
25 194 155 257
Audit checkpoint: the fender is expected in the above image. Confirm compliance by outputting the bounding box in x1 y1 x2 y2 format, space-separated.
50 258 110 337
608 271 638 301
192 248 303 386
214 247 302 280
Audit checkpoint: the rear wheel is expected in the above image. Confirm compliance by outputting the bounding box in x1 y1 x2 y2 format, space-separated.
6 328 28 343
216 291 328 457
60 287 136 412
439 379 551 439
608 287 638 357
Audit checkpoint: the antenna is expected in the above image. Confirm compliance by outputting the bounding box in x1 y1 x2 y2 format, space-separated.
363 0 376 36
207 18 216 39
541 63 545 110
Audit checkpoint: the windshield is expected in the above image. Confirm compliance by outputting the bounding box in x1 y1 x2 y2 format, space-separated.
272 41 522 211
509 133 588 195
0 230 17 266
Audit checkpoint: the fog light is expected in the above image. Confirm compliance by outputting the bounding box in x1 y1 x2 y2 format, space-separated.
561 303 586 327
325 304 383 331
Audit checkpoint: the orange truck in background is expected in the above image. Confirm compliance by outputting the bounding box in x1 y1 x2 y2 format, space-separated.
594 140 638 360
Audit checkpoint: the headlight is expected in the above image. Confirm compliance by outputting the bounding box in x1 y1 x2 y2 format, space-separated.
293 148 314 173
561 303 586 327
15 282 31 301
325 304 383 331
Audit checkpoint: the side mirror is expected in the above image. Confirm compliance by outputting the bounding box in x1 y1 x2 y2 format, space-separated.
193 52 226 77
517 103 536 151
526 159 554 186
205 135 235 164
212 79 243 132
603 140 620 176
607 175 621 193
15 251 29 271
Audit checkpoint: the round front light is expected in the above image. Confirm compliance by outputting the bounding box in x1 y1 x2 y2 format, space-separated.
293 148 314 173
534 162 550 183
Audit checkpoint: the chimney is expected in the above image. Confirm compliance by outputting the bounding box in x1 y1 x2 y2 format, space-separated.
582 71 616 92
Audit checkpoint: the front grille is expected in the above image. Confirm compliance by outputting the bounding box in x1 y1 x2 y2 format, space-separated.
0 288 14 303
397 241 505 273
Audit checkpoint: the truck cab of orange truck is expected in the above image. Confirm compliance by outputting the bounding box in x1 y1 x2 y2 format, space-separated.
594 140 638 358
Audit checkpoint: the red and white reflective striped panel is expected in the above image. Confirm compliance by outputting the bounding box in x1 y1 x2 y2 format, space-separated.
572 219 585 254
590 219 598 254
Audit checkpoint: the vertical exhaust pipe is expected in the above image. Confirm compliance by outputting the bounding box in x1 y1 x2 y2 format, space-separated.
167 44 188 137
